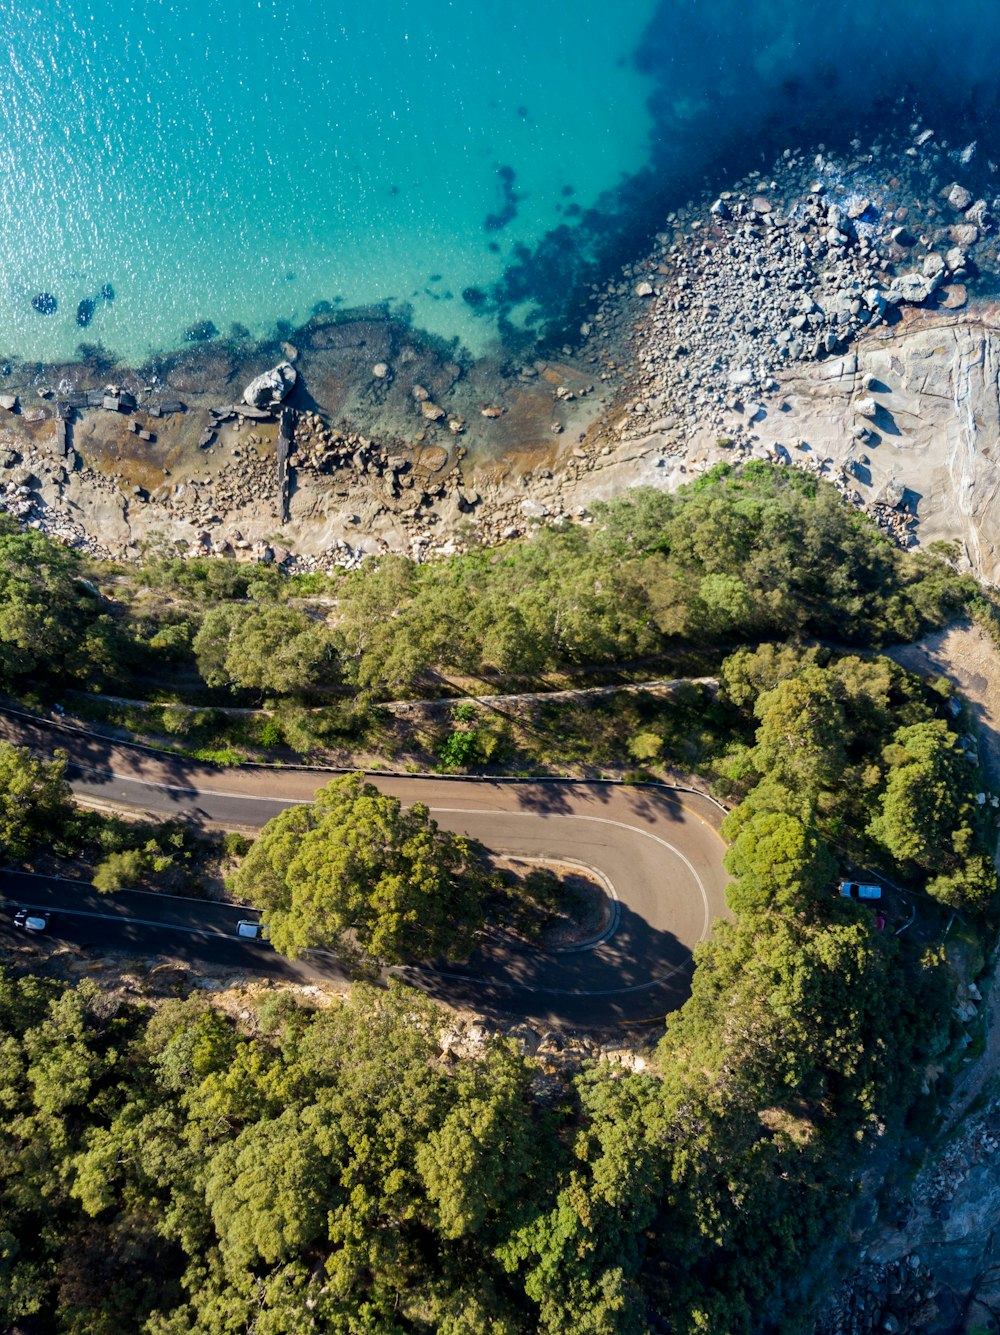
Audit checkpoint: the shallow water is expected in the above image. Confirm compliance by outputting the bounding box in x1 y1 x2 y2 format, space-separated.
4 0 1000 367
0 0 656 362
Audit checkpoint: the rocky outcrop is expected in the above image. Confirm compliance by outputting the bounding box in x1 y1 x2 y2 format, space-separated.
619 311 1000 586
763 316 1000 583
242 362 297 409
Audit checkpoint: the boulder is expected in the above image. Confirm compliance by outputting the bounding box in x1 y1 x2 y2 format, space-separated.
922 252 947 280
947 183 974 211
966 198 992 230
876 477 906 509
242 361 297 409
939 283 968 310
886 271 939 305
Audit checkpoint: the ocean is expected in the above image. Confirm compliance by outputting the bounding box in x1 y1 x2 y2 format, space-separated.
4 0 1000 368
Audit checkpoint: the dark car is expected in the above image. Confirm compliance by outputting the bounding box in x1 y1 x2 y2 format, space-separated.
13 908 51 933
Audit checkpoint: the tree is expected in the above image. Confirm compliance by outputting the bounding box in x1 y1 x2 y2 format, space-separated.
204 1105 342 1271
926 854 998 911
721 642 820 709
416 1046 538 1241
0 521 90 684
229 773 489 968
868 720 966 869
722 809 834 913
750 669 848 797
0 741 71 861
92 848 146 893
193 604 339 696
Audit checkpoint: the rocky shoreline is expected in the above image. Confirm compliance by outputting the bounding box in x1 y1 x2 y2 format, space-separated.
2 116 1000 578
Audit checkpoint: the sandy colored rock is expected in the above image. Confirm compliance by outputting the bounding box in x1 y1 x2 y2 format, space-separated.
681 314 1000 584
939 284 968 310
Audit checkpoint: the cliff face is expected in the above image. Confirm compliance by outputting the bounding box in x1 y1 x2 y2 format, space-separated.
745 313 1000 584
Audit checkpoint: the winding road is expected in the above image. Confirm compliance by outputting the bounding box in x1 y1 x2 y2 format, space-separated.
0 709 730 1027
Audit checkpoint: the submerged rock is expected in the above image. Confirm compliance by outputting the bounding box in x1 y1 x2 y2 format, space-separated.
100 283 115 302
76 298 95 328
185 320 218 343
31 292 57 315
242 361 297 409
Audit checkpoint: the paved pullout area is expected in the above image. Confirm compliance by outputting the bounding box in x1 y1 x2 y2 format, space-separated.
0 709 729 1027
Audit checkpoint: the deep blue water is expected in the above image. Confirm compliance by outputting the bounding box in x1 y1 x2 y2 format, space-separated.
3 0 1000 365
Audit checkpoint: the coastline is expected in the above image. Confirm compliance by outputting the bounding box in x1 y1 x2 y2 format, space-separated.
2 117 1000 578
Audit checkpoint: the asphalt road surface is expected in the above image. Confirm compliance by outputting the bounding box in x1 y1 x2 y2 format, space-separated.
0 708 730 1027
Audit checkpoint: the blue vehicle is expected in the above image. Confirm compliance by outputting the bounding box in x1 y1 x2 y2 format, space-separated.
838 881 882 901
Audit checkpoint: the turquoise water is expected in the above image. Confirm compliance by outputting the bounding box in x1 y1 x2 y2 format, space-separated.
0 0 656 362
4 0 1000 366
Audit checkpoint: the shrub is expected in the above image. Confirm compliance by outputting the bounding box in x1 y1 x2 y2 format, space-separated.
223 831 253 859
93 848 146 893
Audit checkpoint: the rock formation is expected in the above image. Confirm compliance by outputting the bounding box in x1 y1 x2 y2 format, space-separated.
242 362 297 409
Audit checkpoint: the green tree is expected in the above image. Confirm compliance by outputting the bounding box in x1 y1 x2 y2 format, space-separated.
868 720 967 869
926 853 998 911
204 1105 342 1271
0 741 71 861
722 809 835 913
193 604 339 696
0 521 90 684
92 848 146 892
229 773 489 968
416 1046 538 1241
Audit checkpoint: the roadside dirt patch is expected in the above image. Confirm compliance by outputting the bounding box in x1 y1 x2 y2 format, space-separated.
489 855 612 949
887 618 1000 784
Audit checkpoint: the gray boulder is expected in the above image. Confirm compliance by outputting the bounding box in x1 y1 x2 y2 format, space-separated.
886 271 940 306
242 361 297 409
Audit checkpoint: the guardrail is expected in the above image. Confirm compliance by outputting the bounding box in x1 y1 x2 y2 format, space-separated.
0 703 731 816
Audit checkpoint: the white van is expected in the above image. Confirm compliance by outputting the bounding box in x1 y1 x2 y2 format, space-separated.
839 881 882 901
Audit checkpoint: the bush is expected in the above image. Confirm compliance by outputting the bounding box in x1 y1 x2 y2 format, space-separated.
437 729 482 771
93 848 146 893
223 831 253 859
192 747 243 767
627 730 662 763
257 717 283 749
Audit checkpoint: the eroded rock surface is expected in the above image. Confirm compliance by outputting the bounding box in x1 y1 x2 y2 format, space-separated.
242 361 297 408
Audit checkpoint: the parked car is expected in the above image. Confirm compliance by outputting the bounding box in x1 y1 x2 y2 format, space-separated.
838 880 882 901
13 908 51 933
236 919 268 941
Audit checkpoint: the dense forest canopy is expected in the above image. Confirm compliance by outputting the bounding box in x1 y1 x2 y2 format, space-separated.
0 464 977 710
0 462 995 1331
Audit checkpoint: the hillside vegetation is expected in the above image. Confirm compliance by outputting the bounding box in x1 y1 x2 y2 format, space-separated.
0 462 995 1331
